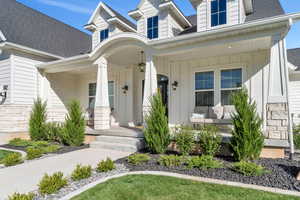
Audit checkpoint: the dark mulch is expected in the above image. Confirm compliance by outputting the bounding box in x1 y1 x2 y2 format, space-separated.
116 152 300 192
0 144 89 155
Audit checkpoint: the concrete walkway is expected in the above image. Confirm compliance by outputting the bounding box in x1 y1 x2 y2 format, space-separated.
0 148 130 199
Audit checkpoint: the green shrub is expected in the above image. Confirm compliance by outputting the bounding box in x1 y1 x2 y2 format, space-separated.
29 97 47 141
144 93 170 154
30 141 49 148
175 126 195 156
26 147 43 160
294 133 300 149
187 155 223 170
127 154 150 165
96 158 115 172
3 152 23 166
9 138 32 147
38 172 67 195
158 155 184 167
61 100 85 146
41 144 61 153
233 161 269 176
71 164 92 181
45 122 64 143
198 125 221 156
8 192 34 200
230 88 264 161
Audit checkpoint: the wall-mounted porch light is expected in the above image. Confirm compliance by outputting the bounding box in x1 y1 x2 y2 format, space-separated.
0 85 8 99
122 85 129 94
172 81 178 90
138 51 145 73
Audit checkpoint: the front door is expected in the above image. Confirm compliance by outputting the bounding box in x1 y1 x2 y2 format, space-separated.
142 74 169 116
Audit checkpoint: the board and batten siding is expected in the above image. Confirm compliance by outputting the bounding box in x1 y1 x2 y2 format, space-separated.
289 73 300 125
0 58 11 104
12 55 40 105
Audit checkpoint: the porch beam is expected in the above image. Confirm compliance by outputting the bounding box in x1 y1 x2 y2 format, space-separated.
94 57 111 130
143 51 158 119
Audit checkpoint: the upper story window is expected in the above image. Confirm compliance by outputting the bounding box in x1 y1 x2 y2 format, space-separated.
221 68 242 105
195 71 214 106
100 29 109 42
147 16 158 39
211 0 227 27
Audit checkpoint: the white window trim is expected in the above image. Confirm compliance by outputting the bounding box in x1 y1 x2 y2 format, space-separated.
207 0 230 30
147 15 159 40
192 64 246 108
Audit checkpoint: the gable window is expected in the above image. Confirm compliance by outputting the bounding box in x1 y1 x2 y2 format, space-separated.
211 0 227 27
100 29 109 42
221 68 242 105
195 71 214 106
147 16 158 39
88 82 114 109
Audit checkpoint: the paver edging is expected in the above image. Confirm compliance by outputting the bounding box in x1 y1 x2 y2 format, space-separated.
59 171 300 200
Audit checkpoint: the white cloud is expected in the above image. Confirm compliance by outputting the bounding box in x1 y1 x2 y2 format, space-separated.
37 0 93 14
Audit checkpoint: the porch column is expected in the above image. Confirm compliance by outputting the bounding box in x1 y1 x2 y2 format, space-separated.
94 57 111 130
143 51 157 119
265 34 289 140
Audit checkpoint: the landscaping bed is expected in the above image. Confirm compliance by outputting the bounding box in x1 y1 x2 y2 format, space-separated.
116 153 300 192
0 143 89 155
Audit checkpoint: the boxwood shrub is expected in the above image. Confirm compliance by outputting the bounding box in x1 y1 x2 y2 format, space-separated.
38 172 67 195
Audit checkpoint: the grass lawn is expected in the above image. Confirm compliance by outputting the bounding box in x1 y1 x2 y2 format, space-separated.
0 149 14 161
71 175 300 200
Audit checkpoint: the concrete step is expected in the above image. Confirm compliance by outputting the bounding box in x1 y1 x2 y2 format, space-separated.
90 141 139 152
96 136 144 146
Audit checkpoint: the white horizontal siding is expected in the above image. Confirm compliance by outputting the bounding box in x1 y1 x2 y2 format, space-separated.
289 74 300 125
0 58 11 104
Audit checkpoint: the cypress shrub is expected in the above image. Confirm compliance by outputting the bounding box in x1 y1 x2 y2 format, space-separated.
230 88 264 161
144 93 170 154
29 98 47 141
61 100 85 146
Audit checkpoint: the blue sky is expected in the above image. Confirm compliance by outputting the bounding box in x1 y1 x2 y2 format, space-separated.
18 0 300 49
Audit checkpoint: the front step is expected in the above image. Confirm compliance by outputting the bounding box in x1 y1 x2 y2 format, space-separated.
90 135 145 152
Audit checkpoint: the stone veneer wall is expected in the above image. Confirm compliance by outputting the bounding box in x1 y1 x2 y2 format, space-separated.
94 106 111 130
266 103 289 140
0 105 32 132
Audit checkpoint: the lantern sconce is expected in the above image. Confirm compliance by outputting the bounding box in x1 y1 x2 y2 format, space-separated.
0 85 8 99
172 81 178 90
122 85 129 94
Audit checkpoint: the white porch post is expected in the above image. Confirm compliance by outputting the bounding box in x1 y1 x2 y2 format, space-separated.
94 57 111 130
143 50 157 119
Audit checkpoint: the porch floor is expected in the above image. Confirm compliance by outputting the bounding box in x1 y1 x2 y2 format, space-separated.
86 126 144 138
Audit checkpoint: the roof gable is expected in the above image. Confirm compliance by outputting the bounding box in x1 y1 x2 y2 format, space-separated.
87 2 136 31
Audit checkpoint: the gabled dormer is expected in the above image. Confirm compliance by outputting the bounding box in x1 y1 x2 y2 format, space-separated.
85 2 137 49
189 0 253 32
129 0 192 40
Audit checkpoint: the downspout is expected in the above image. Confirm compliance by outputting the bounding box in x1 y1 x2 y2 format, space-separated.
283 18 295 160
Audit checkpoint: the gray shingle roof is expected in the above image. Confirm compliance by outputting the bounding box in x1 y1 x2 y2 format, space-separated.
179 0 285 36
0 0 91 57
288 48 300 70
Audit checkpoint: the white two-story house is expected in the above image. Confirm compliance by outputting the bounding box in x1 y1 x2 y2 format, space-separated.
1 0 300 157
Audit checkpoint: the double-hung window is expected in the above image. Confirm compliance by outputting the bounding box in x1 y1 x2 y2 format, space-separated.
100 29 109 42
221 69 242 105
88 81 115 109
147 16 158 39
195 71 214 106
211 0 227 27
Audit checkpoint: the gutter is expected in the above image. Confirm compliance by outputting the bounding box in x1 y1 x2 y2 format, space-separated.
149 12 300 47
0 42 63 60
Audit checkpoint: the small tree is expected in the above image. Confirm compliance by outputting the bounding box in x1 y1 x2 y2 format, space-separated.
230 88 264 161
61 100 85 146
144 93 170 154
29 97 47 141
